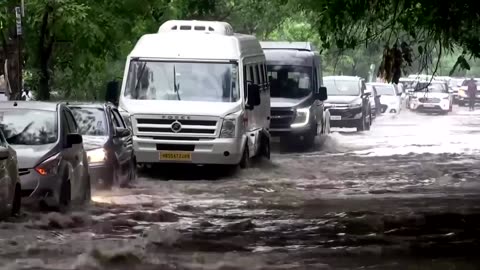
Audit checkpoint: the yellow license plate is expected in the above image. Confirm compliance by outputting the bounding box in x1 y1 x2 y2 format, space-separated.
159 152 192 161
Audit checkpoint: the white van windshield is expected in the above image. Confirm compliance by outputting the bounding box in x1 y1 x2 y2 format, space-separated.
124 60 240 102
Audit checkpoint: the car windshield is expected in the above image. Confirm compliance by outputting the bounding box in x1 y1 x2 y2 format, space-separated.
267 65 312 99
373 85 396 96
323 79 360 96
123 60 239 102
70 107 108 136
414 82 447 93
0 109 58 145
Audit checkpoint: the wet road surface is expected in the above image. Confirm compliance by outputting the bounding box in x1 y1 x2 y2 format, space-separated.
2 106 480 269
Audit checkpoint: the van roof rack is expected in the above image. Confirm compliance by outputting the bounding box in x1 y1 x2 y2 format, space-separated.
158 20 234 36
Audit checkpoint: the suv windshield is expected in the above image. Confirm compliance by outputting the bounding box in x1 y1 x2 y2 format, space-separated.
0 109 58 145
414 82 448 93
124 60 239 102
70 107 108 136
324 79 360 96
267 65 312 99
373 85 396 96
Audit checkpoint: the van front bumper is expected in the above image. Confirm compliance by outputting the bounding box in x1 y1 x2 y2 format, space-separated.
133 136 246 165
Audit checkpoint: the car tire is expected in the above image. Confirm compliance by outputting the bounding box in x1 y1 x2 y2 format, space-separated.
239 143 250 169
365 111 372 131
11 184 21 216
356 114 366 132
83 175 91 204
57 180 71 212
261 136 271 160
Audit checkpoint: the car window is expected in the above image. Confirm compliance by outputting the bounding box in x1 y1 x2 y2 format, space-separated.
111 108 126 129
323 79 361 96
0 109 58 145
64 109 78 133
70 107 108 136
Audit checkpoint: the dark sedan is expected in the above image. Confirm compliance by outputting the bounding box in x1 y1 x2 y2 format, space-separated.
68 102 136 188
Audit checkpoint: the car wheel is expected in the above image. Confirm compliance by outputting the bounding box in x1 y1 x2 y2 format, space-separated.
11 184 21 216
261 136 271 160
83 175 91 204
239 144 250 169
365 112 372 131
356 114 366 132
57 180 71 212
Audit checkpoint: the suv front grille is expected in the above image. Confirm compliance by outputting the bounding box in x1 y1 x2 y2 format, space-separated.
419 97 440 103
270 109 295 129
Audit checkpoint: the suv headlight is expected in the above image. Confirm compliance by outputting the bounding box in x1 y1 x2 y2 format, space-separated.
291 108 310 128
87 148 107 164
220 116 237 138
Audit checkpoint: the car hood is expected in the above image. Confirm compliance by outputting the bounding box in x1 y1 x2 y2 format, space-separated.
120 99 242 118
271 97 306 108
326 96 361 105
12 144 56 169
82 136 108 151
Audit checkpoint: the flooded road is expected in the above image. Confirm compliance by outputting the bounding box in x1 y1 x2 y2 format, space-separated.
2 107 480 269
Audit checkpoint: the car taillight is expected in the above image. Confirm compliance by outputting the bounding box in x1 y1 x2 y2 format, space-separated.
35 153 61 176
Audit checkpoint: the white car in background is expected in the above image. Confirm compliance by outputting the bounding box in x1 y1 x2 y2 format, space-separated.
409 80 453 114
367 83 401 114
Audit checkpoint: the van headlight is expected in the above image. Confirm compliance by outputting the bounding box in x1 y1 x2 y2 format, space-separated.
291 108 310 128
87 148 107 164
220 117 236 138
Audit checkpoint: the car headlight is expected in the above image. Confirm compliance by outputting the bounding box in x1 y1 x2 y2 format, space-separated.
347 103 362 108
87 148 107 164
220 117 237 138
35 153 61 176
291 108 310 128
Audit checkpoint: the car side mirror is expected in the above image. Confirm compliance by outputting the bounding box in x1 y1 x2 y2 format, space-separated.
65 133 83 148
363 92 371 97
316 86 328 101
115 127 131 138
246 84 261 109
106 80 120 106
0 147 9 160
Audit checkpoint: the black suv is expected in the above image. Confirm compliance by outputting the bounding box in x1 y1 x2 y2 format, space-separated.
323 76 372 132
68 102 135 188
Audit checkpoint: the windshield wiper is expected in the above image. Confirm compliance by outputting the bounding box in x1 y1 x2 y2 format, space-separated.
173 65 181 101
133 61 147 98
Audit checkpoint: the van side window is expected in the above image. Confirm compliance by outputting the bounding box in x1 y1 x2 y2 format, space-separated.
249 66 254 84
254 65 261 85
260 63 266 86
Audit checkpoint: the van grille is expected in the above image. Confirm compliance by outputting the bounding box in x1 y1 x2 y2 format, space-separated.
133 115 219 138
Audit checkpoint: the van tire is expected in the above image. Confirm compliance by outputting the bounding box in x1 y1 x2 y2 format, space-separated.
239 144 250 169
261 135 270 160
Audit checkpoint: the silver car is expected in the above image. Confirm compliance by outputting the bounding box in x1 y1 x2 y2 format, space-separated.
0 130 21 218
0 101 91 210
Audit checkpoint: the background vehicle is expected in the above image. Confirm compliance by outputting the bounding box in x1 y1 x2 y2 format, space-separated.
367 83 401 114
0 130 21 218
0 102 90 210
457 79 480 106
261 41 329 149
366 84 381 118
449 77 466 104
114 20 270 169
409 80 453 114
69 102 135 188
323 76 372 132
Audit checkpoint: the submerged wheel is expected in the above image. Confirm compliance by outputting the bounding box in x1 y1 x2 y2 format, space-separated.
57 180 71 212
239 144 250 169
356 115 366 132
11 184 21 216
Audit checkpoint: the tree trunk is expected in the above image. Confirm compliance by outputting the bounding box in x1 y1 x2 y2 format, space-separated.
37 6 54 100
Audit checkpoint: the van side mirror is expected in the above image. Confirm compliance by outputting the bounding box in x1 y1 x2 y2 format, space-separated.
316 86 328 101
106 80 120 106
246 84 261 109
65 133 83 148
